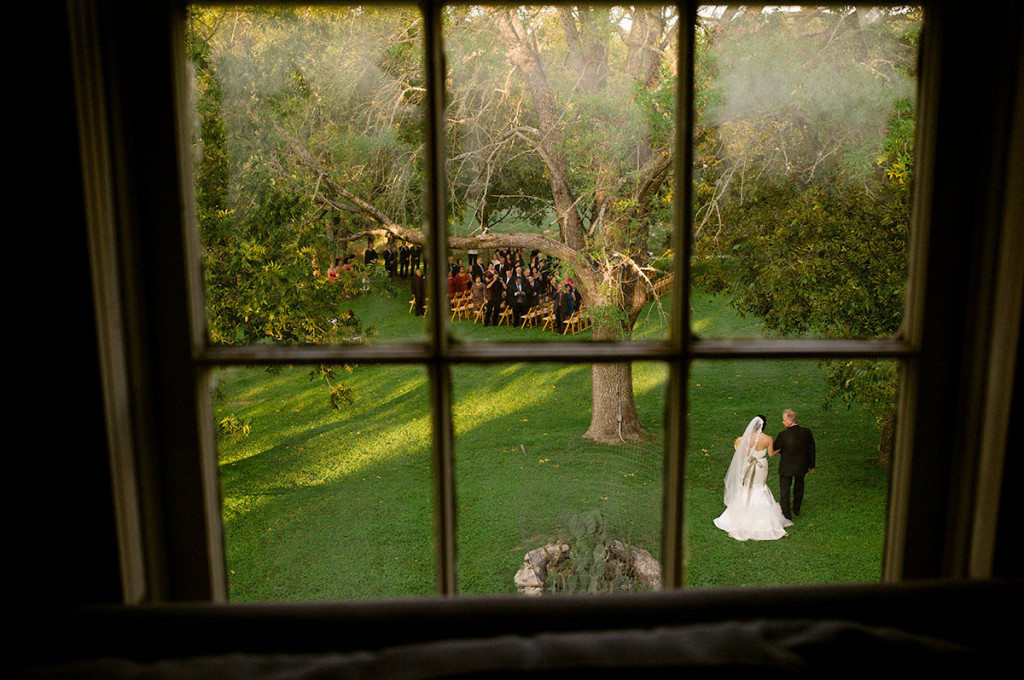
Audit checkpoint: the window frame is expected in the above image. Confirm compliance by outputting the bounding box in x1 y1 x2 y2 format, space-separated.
70 0 1021 603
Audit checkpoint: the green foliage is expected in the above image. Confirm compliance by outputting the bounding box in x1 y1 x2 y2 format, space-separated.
328 383 355 410
545 510 651 594
696 176 908 428
821 359 899 425
218 413 251 438
189 9 378 346
635 70 676 151
878 98 916 186
692 8 920 434
715 181 908 339
199 186 347 345
309 363 358 411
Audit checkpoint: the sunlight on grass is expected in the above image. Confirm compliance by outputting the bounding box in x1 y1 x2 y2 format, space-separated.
212 289 892 600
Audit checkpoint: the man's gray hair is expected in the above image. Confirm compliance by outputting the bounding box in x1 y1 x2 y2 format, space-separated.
783 409 799 424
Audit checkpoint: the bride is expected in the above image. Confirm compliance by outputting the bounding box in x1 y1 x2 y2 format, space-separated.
713 415 793 541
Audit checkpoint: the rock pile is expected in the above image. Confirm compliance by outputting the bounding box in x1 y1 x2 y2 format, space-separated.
514 539 661 595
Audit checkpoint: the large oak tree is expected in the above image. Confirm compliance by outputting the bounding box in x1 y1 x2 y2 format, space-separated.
193 6 677 443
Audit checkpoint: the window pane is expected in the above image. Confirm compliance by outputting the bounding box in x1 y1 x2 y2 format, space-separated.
443 6 677 344
188 6 426 346
685 358 897 586
691 6 922 340
453 362 666 595
213 364 434 600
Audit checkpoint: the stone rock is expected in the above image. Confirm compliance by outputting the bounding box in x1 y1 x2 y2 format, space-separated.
514 541 570 595
514 538 661 594
608 540 662 590
514 566 544 596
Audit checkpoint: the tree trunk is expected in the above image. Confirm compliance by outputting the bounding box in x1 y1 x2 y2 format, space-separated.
583 319 645 444
584 362 645 443
876 417 894 468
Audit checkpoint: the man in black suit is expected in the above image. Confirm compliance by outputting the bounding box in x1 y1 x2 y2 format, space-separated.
773 409 816 520
383 243 398 278
471 258 486 282
398 242 410 278
410 244 421 273
506 266 527 326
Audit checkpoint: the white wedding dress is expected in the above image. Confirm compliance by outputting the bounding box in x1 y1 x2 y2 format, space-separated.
714 417 793 541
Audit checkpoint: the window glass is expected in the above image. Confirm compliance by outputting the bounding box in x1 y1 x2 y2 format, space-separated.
186 3 920 601
443 6 677 344
685 358 897 586
188 6 426 346
453 362 666 595
691 6 921 340
214 364 434 600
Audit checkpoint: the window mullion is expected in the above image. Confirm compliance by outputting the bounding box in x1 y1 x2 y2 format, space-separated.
661 0 697 590
422 0 458 596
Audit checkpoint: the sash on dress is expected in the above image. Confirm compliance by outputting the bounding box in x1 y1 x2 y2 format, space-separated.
741 453 766 504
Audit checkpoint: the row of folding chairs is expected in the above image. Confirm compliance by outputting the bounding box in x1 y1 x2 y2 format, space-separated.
410 275 669 317
650 273 673 299
409 294 590 335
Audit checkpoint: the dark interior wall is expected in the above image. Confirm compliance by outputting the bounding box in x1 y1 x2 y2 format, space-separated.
15 5 122 609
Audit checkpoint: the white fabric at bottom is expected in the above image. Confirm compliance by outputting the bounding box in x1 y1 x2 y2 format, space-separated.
714 448 792 541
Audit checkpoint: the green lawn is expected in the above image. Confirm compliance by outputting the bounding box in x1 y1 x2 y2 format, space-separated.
213 285 889 600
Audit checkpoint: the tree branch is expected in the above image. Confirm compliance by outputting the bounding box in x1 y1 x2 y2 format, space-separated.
282 129 580 264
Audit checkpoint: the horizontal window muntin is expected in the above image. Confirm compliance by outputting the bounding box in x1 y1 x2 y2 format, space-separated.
197 338 915 365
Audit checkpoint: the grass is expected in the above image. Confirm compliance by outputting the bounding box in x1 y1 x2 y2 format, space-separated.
213 283 890 600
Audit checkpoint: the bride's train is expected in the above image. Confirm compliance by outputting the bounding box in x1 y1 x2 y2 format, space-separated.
714 476 793 541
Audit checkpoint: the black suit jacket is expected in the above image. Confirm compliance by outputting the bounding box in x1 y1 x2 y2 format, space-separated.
505 276 523 305
774 424 816 476
410 274 425 299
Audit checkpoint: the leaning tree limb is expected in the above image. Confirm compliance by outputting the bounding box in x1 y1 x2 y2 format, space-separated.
282 130 584 268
